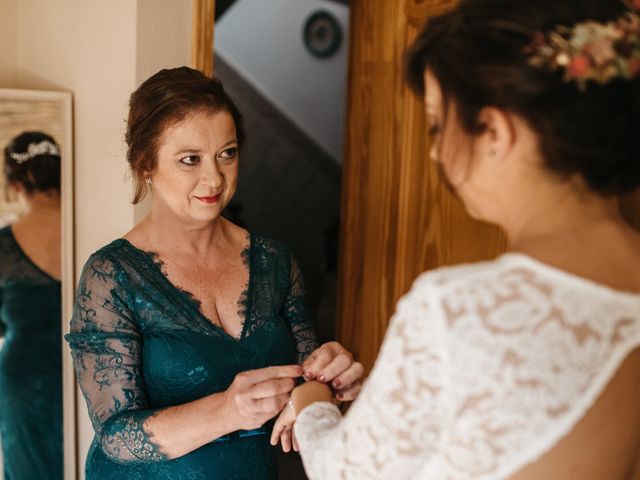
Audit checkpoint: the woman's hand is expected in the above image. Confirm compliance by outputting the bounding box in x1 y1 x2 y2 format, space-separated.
302 342 364 401
222 365 302 431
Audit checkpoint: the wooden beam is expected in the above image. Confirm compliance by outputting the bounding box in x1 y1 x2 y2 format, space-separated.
191 0 216 77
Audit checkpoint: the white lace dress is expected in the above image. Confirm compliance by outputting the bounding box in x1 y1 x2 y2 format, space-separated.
295 254 640 479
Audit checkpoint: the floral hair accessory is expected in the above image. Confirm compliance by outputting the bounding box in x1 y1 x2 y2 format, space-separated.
525 2 640 90
9 140 60 165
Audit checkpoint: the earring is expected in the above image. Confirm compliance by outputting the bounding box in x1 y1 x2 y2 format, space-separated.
145 177 152 185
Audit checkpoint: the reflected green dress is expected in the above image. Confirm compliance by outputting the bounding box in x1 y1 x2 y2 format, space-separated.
0 226 63 480
66 233 319 480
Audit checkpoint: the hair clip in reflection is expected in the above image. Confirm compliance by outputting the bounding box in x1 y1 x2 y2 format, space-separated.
9 140 60 164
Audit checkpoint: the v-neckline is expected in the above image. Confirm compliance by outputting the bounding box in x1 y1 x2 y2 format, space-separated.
117 233 254 343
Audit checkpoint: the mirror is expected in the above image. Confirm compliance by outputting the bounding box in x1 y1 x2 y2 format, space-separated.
0 89 74 480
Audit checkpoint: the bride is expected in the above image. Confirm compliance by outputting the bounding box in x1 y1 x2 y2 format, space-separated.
272 0 640 478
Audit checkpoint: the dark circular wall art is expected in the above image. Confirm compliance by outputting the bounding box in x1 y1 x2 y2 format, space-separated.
303 10 342 58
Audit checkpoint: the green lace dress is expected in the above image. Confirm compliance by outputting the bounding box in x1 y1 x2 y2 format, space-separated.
0 226 63 480
66 233 319 480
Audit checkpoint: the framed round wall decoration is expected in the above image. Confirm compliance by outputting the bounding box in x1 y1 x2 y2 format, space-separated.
303 10 342 58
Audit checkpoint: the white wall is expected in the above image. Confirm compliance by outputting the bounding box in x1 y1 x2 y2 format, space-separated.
215 0 349 162
0 0 19 86
0 1 192 477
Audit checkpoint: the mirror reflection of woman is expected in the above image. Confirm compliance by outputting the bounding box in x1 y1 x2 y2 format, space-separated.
0 132 63 480
66 67 363 480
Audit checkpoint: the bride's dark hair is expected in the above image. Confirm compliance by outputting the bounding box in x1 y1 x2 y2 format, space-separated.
407 0 640 195
4 131 61 194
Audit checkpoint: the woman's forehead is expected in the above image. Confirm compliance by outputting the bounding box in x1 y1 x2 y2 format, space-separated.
159 110 236 146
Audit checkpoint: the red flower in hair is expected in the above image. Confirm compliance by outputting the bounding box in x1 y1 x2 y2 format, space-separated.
567 55 592 78
629 58 640 76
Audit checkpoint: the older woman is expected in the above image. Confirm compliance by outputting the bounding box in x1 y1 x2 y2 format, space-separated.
66 67 362 480
274 1 640 479
0 131 63 479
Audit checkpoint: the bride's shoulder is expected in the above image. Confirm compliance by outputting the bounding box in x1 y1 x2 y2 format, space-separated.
409 255 520 294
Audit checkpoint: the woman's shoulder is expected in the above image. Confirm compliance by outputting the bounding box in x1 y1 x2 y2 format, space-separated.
80 238 136 277
249 231 292 258
86 238 132 261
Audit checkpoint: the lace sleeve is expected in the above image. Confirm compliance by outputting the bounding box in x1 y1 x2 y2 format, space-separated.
281 254 320 363
294 278 449 479
65 255 168 464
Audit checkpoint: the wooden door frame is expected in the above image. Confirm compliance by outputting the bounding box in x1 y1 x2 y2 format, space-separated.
191 0 216 76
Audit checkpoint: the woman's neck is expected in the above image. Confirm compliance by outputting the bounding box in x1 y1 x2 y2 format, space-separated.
497 174 622 250
19 191 61 223
133 210 235 258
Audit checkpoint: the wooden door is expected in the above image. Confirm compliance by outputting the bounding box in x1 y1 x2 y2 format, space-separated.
336 0 507 372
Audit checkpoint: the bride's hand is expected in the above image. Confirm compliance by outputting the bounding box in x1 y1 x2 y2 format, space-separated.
270 400 297 451
269 381 333 452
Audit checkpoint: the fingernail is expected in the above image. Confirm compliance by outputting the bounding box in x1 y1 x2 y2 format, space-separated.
295 366 303 375
304 371 314 380
337 393 343 400
318 375 326 382
333 380 341 388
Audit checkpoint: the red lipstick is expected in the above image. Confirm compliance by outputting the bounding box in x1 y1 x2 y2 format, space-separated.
194 194 221 204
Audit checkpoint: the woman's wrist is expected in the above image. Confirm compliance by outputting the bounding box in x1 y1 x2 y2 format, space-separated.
291 380 333 415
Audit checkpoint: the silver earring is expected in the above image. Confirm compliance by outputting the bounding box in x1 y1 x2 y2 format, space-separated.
145 177 152 185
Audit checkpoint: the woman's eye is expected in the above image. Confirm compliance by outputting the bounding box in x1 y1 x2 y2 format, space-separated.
180 155 200 165
428 124 442 136
219 147 238 161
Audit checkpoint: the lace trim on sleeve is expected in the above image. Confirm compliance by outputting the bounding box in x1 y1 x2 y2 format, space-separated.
66 253 169 463
100 410 166 463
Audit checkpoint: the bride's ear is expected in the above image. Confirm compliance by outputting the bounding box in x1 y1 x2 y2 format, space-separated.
477 107 516 163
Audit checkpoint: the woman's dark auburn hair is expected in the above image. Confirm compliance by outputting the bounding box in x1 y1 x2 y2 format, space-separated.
126 66 245 204
406 0 640 195
3 131 61 195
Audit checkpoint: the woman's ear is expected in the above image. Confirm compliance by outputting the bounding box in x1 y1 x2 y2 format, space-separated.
477 107 516 162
